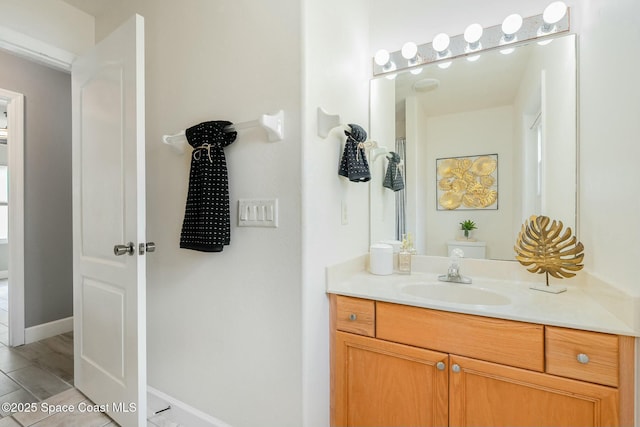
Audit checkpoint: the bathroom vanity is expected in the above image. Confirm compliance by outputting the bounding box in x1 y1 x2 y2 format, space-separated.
327 255 638 426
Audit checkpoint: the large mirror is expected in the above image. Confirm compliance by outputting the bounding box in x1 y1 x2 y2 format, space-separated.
370 34 577 261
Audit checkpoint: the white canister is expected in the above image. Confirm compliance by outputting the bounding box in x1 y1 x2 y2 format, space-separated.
369 244 394 275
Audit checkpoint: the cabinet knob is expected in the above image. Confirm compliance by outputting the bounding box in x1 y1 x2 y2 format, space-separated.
436 362 446 371
349 313 357 321
452 364 461 373
577 353 590 364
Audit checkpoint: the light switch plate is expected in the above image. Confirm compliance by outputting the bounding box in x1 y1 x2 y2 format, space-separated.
238 199 278 228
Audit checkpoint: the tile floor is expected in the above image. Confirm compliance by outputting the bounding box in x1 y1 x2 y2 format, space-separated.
0 328 110 426
0 280 177 427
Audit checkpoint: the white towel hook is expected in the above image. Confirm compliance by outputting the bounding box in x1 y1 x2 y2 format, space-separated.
370 146 390 163
317 107 351 138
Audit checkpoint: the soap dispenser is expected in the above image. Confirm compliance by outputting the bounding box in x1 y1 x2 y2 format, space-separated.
398 234 414 274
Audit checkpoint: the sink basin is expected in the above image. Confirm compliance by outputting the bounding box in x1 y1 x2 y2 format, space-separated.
401 283 511 306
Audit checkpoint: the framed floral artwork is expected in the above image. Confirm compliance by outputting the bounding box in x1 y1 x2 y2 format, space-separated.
436 154 498 210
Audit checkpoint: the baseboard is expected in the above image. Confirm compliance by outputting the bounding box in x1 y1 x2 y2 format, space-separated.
24 316 73 344
0 270 7 279
147 386 232 427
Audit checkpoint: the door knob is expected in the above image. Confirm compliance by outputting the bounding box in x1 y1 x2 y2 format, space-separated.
114 242 135 256
436 361 446 371
452 364 461 373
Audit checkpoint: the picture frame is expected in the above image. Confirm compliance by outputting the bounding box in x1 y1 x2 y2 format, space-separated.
436 153 498 211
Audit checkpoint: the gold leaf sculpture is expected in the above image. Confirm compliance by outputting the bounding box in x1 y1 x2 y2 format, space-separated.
437 154 498 210
514 215 584 286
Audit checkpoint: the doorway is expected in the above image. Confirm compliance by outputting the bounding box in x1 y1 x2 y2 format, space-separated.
0 99 9 344
0 88 25 348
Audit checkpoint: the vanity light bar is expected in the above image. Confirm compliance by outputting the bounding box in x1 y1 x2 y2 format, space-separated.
372 9 570 77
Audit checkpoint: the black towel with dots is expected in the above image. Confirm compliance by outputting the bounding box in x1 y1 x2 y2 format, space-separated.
338 123 371 182
180 121 237 252
383 151 405 191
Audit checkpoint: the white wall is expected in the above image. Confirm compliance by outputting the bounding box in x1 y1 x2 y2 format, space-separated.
513 35 577 238
302 1 370 426
96 1 303 426
405 97 429 254
0 0 94 55
415 105 514 260
369 77 397 244
539 37 577 231
578 0 640 297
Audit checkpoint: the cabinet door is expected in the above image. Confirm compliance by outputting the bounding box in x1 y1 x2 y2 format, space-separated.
449 355 619 427
333 331 448 427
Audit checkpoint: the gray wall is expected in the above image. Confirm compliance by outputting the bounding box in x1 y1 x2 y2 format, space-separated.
0 49 72 327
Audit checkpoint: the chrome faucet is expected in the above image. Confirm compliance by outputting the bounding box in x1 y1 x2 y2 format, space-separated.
438 248 472 284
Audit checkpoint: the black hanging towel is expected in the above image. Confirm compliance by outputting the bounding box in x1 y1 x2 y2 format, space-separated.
383 151 405 191
180 121 237 252
338 123 371 182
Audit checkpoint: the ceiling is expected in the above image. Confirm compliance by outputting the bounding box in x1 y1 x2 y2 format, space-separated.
393 42 533 119
59 0 116 17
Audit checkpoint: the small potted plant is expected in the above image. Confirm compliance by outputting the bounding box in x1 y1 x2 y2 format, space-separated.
460 220 477 240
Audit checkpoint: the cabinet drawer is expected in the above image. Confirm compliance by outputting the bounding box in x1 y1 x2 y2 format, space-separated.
335 296 375 337
377 302 544 371
546 326 619 387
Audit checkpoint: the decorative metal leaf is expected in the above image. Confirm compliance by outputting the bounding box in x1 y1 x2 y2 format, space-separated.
514 215 584 286
451 179 468 192
439 178 452 191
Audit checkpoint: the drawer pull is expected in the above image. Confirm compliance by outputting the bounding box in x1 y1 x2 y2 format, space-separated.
436 362 446 371
577 353 590 364
452 364 461 373
349 313 357 321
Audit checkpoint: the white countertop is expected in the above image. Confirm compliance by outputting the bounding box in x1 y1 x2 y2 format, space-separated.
326 255 640 337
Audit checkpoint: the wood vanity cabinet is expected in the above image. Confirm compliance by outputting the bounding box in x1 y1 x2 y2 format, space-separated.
330 294 635 427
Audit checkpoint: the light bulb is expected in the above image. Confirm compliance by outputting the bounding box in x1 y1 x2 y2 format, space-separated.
539 1 567 36
500 47 515 55
433 33 450 53
374 49 390 66
543 1 567 25
438 61 452 69
410 67 423 75
502 14 523 38
464 24 483 45
466 54 481 62
401 42 418 60
465 25 483 55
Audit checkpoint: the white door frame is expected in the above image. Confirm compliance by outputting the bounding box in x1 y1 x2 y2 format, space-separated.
0 87 24 346
0 25 74 346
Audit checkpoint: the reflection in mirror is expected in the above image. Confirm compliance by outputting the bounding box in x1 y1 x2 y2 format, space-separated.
370 34 576 261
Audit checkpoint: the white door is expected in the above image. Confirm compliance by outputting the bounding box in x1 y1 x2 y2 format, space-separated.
72 14 146 427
